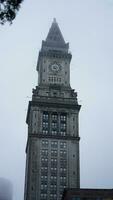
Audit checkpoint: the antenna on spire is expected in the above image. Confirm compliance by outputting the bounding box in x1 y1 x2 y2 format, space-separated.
53 18 57 23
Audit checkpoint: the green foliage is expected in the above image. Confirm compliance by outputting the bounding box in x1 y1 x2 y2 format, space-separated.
0 0 23 24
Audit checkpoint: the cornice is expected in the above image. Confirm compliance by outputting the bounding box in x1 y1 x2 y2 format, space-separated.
26 99 81 124
25 134 80 152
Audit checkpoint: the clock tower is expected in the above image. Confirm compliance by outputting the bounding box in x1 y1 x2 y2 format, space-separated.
24 19 81 200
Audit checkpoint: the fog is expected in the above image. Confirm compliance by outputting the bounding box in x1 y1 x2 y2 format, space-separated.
0 0 113 199
0 178 13 200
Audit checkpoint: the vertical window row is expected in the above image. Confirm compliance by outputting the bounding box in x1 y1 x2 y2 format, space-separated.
42 112 49 135
51 113 58 136
59 140 67 197
60 113 67 136
40 140 49 200
50 140 58 200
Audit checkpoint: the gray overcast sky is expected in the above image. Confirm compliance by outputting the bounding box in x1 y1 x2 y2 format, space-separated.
0 0 113 200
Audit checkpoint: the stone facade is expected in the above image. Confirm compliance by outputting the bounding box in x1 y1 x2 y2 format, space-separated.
24 19 81 200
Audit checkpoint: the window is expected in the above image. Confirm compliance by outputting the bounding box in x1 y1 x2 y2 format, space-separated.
59 185 66 195
43 112 49 121
60 159 67 167
60 114 66 121
60 131 66 136
50 185 57 194
51 141 58 148
52 113 58 121
41 167 48 174
41 175 47 180
60 176 66 180
51 158 57 167
60 123 66 129
60 150 67 158
51 130 57 135
51 176 57 180
41 167 48 170
60 167 67 177
50 175 57 185
42 130 48 135
51 158 57 164
42 122 48 128
48 76 54 82
60 142 67 149
40 193 47 200
41 158 48 162
51 150 57 157
48 76 61 83
52 122 57 128
41 184 47 190
41 149 48 156
50 184 57 188
42 140 48 148
51 167 57 171
51 158 57 162
50 194 57 200
41 158 48 167
60 168 66 172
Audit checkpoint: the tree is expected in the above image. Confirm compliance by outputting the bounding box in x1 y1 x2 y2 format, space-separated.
0 0 23 24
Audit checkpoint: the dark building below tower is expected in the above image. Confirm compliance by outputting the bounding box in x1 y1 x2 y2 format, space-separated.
62 188 113 200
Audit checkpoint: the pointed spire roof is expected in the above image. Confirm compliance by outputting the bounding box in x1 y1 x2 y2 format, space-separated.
41 18 69 52
46 18 65 44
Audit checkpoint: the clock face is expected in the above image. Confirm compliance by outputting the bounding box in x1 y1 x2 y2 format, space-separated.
49 62 61 73
51 64 60 72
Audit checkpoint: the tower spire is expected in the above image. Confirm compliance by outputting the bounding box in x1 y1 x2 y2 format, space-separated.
46 18 65 44
41 19 69 52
